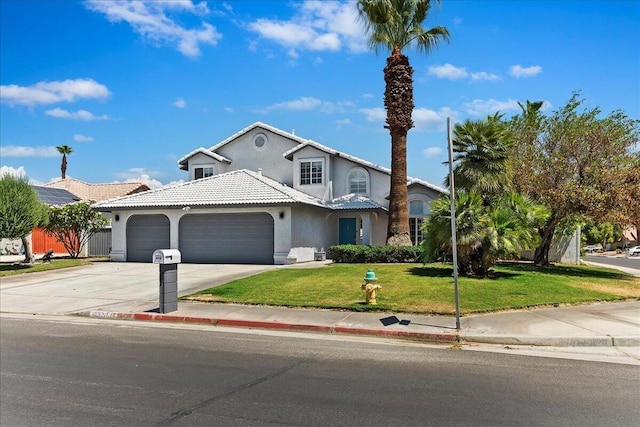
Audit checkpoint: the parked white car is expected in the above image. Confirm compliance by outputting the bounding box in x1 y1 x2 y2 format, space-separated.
627 246 640 256
584 244 603 253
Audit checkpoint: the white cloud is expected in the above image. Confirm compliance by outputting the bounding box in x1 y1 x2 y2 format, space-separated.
173 97 186 108
428 64 469 80
0 78 110 107
336 118 352 126
0 145 60 158
247 0 366 54
360 106 456 131
360 107 385 122
413 107 457 131
470 71 501 81
85 0 222 58
45 108 109 121
73 134 94 142
427 64 502 82
422 147 443 158
258 97 353 114
114 168 167 189
463 98 521 116
0 165 28 178
509 64 542 78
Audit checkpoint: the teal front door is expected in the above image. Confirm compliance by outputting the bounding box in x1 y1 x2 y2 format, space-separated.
339 218 357 245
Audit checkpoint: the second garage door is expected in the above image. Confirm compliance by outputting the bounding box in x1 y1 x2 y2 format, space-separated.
179 213 274 264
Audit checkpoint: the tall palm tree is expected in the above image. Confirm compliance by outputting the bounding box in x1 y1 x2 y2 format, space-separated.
56 145 73 179
358 0 449 246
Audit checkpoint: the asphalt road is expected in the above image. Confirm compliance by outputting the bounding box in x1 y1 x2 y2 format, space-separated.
1 317 639 427
584 254 640 271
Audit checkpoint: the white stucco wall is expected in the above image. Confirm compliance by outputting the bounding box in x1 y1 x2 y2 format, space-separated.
213 129 299 186
291 206 331 249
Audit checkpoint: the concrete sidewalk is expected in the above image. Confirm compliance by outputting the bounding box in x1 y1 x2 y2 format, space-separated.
2 261 638 348
81 299 640 348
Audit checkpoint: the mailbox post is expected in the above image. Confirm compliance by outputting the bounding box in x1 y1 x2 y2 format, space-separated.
152 249 181 313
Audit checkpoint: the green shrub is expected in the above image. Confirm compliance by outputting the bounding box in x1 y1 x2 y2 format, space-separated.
329 245 423 263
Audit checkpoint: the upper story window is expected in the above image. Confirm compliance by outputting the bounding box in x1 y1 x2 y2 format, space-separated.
300 159 323 185
348 168 369 195
409 200 430 217
195 166 214 180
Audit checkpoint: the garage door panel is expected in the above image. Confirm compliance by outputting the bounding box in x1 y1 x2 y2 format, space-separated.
179 213 274 264
127 215 170 262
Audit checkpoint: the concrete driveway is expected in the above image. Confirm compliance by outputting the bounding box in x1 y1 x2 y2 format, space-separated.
0 262 277 315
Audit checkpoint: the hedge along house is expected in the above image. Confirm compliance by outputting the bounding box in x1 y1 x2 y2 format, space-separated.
93 122 445 264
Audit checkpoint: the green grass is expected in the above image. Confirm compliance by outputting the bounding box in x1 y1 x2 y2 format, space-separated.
187 262 640 315
0 258 103 277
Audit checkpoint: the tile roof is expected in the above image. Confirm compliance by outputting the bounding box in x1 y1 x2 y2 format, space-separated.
31 186 80 206
326 194 387 211
93 169 327 210
177 147 231 170
44 177 150 202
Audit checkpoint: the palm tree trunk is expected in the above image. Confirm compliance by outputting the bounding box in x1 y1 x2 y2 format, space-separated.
61 154 67 179
384 47 413 246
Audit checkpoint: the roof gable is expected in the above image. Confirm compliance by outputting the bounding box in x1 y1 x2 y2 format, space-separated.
209 121 309 152
177 147 231 170
284 141 447 194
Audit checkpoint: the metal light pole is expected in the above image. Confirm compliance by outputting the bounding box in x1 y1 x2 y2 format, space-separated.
447 117 461 330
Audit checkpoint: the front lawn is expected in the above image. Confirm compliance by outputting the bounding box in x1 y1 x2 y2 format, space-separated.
186 262 640 314
0 258 101 277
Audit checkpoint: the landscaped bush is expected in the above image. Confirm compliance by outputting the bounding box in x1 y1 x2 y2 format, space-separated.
329 244 423 263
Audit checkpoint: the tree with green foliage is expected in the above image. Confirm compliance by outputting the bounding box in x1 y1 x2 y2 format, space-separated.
358 0 449 246
423 191 547 276
423 115 548 276
44 202 108 258
0 175 48 264
582 220 623 249
509 93 640 266
56 145 73 179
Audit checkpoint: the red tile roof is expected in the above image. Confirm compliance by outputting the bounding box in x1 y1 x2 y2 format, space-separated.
44 178 150 202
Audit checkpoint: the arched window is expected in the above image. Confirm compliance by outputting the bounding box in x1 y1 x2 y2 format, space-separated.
347 168 369 195
409 200 431 245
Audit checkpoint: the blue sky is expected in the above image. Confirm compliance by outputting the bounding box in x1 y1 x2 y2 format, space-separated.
1 0 638 189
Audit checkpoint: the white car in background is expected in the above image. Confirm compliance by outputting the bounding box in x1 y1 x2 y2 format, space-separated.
584 244 603 253
627 246 640 257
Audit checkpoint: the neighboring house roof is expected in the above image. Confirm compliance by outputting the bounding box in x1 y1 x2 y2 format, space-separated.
31 185 80 206
44 177 150 202
284 140 447 194
326 194 387 211
93 169 327 210
178 147 232 171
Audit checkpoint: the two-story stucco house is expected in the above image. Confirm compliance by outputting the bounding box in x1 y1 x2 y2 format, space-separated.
93 122 445 264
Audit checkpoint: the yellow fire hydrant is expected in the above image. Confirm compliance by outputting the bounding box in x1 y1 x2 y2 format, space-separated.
361 269 382 305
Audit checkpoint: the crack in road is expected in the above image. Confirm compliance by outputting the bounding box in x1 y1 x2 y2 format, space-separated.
152 360 306 426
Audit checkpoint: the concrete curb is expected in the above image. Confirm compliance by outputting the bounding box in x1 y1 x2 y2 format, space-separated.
83 310 459 344
459 334 640 347
80 310 640 347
